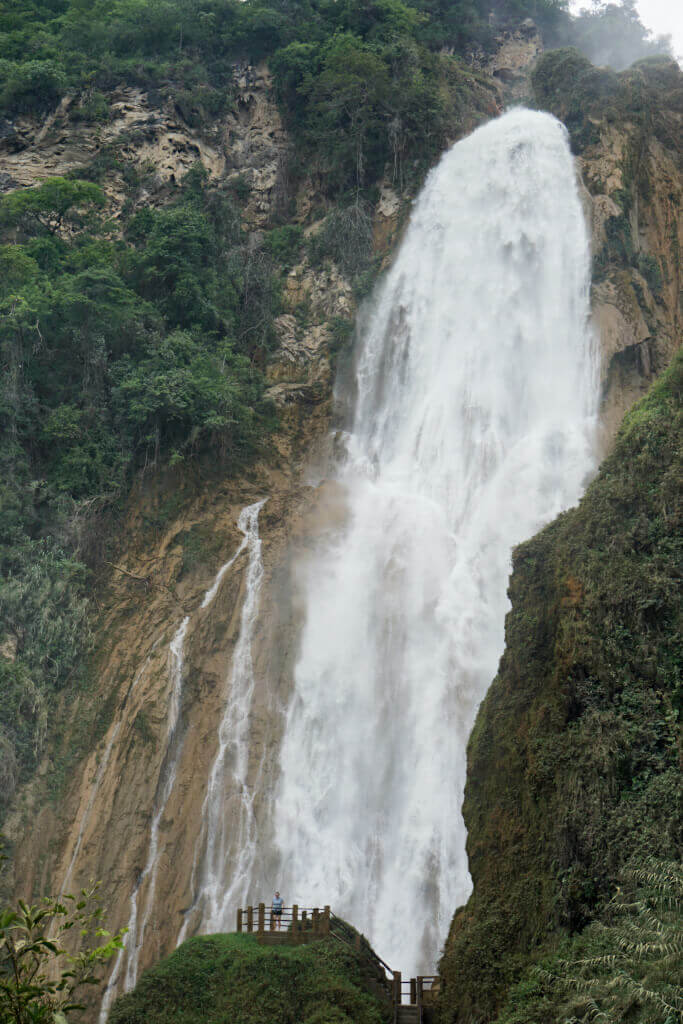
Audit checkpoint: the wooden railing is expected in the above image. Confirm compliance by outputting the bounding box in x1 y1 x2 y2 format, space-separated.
235 904 439 1021
395 974 440 1004
236 904 331 937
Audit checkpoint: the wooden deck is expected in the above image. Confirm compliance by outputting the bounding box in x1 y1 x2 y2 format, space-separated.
236 903 439 1023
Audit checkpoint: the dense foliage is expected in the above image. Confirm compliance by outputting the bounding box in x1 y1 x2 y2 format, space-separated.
0 882 123 1023
532 46 683 156
438 352 682 1022
498 860 682 1024
107 933 390 1024
0 167 278 807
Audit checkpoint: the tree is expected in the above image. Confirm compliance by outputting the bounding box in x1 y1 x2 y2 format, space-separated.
0 884 124 1024
0 180 105 236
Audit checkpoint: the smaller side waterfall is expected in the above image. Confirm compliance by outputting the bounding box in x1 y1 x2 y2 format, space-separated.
177 500 266 942
99 500 266 1021
124 616 190 990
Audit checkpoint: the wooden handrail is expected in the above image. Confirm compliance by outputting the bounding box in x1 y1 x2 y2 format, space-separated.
235 902 439 1011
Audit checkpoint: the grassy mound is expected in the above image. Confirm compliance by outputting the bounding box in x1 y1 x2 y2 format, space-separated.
107 933 390 1024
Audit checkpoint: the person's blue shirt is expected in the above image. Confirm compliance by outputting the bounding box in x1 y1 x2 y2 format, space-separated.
272 896 283 912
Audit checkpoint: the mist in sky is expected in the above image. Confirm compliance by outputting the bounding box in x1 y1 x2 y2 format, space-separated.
570 0 682 63
634 0 682 58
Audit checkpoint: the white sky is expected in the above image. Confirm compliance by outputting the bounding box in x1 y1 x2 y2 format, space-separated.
571 0 683 61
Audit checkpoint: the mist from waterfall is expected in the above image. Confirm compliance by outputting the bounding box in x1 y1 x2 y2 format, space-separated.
274 108 599 975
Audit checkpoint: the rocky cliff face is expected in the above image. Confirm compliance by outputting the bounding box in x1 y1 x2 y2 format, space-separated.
4 35 681 1024
2 52 488 1009
534 51 682 449
2 61 361 1002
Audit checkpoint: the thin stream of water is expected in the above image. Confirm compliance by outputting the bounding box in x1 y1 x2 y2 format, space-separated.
176 501 267 943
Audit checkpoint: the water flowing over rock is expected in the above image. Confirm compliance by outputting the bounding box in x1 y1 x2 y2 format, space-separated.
273 108 600 975
177 502 267 941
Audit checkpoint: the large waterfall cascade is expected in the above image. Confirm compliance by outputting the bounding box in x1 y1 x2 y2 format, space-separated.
273 108 600 975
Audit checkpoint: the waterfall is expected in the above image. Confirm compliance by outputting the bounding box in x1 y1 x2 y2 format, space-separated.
274 109 599 974
177 500 266 942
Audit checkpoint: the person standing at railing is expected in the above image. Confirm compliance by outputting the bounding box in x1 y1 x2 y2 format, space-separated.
272 891 284 930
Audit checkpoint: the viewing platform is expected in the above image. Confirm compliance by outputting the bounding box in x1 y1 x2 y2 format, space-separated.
237 903 439 1022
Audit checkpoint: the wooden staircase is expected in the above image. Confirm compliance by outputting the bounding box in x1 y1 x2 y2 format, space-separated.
396 1005 420 1023
236 902 438 1023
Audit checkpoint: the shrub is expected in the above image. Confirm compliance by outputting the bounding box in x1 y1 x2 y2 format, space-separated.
0 60 67 115
308 202 373 278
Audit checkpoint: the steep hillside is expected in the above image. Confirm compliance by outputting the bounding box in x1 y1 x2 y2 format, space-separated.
533 50 682 446
438 352 681 1021
0 0 499 999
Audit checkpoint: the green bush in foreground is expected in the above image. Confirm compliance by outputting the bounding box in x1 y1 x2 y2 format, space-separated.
0 883 123 1024
107 933 389 1024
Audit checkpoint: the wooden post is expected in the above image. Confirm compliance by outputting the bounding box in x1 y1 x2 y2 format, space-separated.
236 908 243 933
417 977 424 1006
257 903 265 934
292 904 298 934
247 906 254 933
393 971 402 1005
312 908 319 935
355 931 361 950
269 908 274 931
410 978 417 1005
322 906 330 935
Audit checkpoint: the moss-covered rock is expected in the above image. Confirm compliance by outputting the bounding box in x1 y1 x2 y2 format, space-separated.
107 933 391 1024
438 352 682 1022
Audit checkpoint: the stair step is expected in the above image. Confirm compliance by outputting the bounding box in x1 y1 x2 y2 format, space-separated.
396 1008 419 1022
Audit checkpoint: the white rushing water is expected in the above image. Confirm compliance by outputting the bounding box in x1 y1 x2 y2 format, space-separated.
274 109 599 974
177 501 266 942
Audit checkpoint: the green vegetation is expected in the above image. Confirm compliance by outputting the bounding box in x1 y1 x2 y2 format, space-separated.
498 860 682 1024
107 933 390 1024
532 47 682 155
0 882 123 1023
438 352 682 1022
0 167 278 810
547 0 672 72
